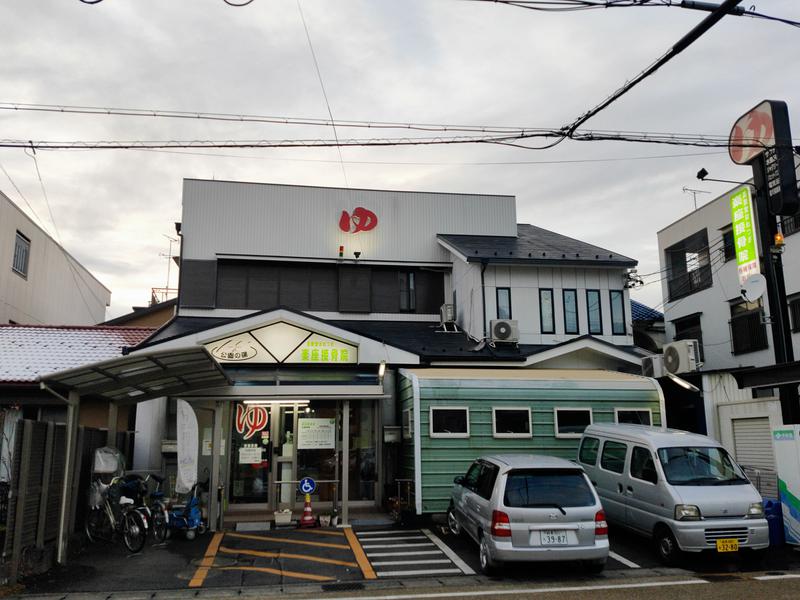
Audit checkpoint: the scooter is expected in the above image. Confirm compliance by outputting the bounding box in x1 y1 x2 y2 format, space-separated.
168 479 207 540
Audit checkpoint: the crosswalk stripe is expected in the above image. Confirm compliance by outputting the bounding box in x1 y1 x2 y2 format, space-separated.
357 530 406 536
372 559 452 566
362 542 435 549
376 568 462 577
366 550 444 557
358 535 428 542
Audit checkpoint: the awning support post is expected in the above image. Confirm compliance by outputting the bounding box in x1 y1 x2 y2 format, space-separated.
57 390 80 565
210 401 223 532
341 399 350 527
107 401 118 448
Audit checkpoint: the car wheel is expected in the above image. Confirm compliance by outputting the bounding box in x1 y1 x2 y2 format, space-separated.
655 527 681 566
583 559 606 574
447 505 462 536
479 535 499 576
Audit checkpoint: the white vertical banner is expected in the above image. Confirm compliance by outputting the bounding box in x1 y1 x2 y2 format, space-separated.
176 399 199 494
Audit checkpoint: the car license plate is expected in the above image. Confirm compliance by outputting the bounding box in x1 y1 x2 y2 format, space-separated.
540 530 569 545
716 538 739 552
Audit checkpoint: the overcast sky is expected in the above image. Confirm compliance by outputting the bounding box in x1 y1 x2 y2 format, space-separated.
1 0 798 321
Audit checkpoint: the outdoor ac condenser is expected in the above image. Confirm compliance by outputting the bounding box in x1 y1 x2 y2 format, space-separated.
662 340 700 374
641 355 666 378
490 319 519 343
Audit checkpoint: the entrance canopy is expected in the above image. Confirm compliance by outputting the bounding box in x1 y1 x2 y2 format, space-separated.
40 347 229 404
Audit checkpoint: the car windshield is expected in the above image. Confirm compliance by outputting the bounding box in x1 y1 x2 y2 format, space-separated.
657 446 749 486
504 469 595 508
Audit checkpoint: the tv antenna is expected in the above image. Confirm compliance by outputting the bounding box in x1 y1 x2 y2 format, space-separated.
682 187 710 210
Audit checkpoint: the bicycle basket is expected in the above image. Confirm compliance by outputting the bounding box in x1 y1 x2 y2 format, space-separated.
92 446 125 476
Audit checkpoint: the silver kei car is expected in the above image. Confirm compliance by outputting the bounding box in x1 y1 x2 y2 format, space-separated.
447 454 609 575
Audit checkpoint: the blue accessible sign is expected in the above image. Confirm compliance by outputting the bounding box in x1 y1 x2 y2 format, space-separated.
298 477 317 495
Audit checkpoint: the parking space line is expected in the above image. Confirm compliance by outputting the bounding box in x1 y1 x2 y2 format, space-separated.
362 542 436 549
421 528 476 575
357 530 401 536
344 526 378 580
372 559 452 566
219 565 333 581
755 574 800 581
218 545 358 567
366 550 445 557
362 535 429 542
295 528 346 537
608 550 641 569
227 532 350 549
376 568 463 577
188 531 224 588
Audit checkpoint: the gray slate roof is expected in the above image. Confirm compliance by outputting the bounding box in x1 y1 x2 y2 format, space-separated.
438 224 637 267
631 300 664 322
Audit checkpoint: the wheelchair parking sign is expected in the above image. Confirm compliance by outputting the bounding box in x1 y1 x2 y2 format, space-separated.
298 477 316 495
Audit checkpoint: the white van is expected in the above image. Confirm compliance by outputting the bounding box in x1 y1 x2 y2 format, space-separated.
578 424 769 565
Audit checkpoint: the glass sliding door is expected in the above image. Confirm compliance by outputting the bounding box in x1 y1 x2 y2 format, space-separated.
348 401 377 501
296 402 339 504
229 402 272 504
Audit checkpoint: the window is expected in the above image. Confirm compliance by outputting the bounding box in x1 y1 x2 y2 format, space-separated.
463 462 482 490
12 231 30 277
554 408 592 438
630 446 658 484
609 290 626 335
476 462 499 500
586 290 602 335
504 469 595 508
496 287 511 320
665 230 712 301
657 446 747 486
539 289 555 334
721 228 736 262
615 409 652 426
399 271 416 312
563 289 579 334
579 437 600 465
790 296 800 333
600 441 628 474
673 313 704 363
783 213 800 237
729 300 768 355
492 408 531 438
402 408 413 440
430 407 469 438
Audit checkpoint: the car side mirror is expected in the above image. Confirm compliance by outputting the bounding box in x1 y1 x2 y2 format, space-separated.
453 475 464 485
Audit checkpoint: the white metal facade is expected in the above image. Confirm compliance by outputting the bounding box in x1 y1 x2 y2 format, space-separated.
0 191 110 325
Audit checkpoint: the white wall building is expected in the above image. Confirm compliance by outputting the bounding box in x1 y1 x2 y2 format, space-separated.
1 190 110 325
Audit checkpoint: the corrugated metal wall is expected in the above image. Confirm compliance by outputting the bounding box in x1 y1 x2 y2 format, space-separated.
403 376 662 514
182 179 517 264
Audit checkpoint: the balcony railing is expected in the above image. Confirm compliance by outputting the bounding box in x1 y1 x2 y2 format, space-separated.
667 265 712 301
729 310 769 355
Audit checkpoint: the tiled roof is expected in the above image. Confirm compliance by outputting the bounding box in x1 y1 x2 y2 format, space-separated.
0 325 155 383
438 224 637 267
630 300 664 322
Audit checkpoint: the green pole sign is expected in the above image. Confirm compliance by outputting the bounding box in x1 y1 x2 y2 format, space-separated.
729 186 759 286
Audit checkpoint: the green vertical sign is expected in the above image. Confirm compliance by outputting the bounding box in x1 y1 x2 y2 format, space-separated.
729 186 759 286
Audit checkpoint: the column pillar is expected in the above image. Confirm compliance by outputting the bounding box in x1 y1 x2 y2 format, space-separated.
57 390 80 565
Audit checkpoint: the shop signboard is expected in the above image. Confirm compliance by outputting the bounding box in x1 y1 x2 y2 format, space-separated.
176 399 199 494
297 418 336 450
729 186 760 286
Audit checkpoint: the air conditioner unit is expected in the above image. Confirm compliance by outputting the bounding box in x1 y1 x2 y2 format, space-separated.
663 340 700 374
490 319 519 344
440 303 455 325
641 355 665 378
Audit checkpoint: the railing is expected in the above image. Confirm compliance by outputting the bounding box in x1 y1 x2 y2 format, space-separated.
667 265 712 301
783 213 800 237
729 310 769 355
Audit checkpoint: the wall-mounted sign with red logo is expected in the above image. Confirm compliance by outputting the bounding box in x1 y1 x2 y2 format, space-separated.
339 207 378 233
235 403 269 441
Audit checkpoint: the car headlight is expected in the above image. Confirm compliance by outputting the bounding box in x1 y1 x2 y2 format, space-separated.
747 502 764 518
675 504 701 521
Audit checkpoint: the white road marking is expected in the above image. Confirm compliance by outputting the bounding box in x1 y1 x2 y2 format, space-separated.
360 535 429 542
367 550 445 557
608 550 641 569
362 542 436 549
358 530 407 536
322 578 709 600
754 573 800 581
421 527 476 575
376 568 463 577
372 559 453 566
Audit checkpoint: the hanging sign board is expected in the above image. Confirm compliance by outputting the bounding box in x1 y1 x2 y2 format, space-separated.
729 186 760 287
238 444 264 465
297 418 336 450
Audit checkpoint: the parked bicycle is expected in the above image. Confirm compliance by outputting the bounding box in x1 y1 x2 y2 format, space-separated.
84 447 147 553
119 472 169 543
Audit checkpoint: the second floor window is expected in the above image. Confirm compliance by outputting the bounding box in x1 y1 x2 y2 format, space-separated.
609 290 626 335
790 296 800 333
730 300 768 355
399 272 416 312
497 287 511 320
587 289 602 334
12 231 30 278
563 289 579 334
665 230 712 301
673 313 704 362
721 228 736 262
783 213 800 237
540 289 555 334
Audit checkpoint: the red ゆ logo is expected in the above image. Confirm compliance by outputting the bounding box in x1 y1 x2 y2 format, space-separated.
235 404 269 441
339 207 378 233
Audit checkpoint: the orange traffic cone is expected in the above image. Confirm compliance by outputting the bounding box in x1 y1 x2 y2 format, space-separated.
299 493 316 528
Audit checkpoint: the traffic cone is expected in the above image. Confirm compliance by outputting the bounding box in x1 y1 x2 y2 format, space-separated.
299 493 316 528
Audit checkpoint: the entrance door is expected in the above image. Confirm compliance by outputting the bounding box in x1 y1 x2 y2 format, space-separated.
229 403 272 504
296 403 340 506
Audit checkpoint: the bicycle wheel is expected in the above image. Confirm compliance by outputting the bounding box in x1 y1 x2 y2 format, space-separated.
85 507 107 543
152 504 169 542
122 510 147 553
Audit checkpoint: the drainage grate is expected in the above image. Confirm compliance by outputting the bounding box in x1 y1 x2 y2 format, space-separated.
322 582 366 592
